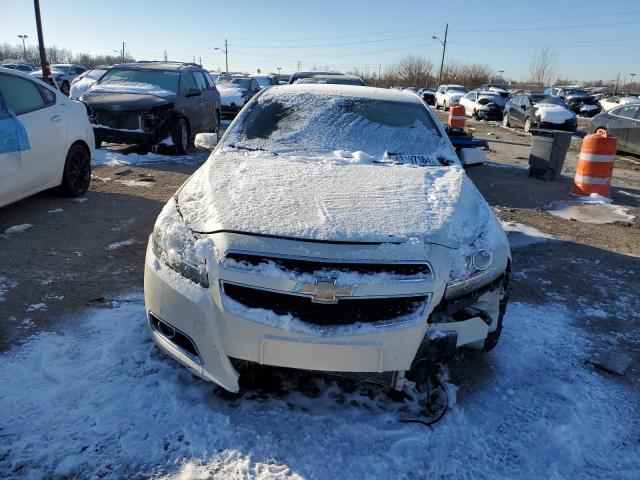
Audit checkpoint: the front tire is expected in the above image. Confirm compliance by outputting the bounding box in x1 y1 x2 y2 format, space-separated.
61 81 70 96
60 144 91 197
502 112 511 127
171 118 189 154
524 117 532 133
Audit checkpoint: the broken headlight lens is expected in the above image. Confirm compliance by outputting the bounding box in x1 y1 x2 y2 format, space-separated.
445 215 509 299
151 197 210 287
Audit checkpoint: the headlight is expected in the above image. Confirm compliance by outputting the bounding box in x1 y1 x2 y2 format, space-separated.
151 197 211 287
445 214 509 299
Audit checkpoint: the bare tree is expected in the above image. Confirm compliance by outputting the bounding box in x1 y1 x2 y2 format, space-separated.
528 47 557 87
388 55 435 87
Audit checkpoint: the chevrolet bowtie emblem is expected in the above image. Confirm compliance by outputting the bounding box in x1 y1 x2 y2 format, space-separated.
294 279 356 304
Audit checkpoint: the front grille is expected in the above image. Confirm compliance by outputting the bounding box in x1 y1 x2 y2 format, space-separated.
222 282 427 326
224 252 431 278
94 109 142 130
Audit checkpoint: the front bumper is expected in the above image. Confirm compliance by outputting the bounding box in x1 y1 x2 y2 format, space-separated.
93 126 158 145
537 119 577 132
144 236 506 392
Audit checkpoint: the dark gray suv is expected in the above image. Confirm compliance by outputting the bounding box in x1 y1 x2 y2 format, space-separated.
82 62 221 153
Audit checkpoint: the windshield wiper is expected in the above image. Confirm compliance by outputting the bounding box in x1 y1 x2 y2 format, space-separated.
228 144 277 155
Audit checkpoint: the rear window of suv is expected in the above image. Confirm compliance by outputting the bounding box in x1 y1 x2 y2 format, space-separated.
99 68 180 92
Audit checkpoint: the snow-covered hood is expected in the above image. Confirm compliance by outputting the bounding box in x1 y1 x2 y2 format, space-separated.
534 103 575 123
177 152 491 248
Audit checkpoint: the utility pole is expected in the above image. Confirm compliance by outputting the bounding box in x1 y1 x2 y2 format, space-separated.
33 0 55 88
163 50 167 61
630 73 637 88
18 34 28 60
433 23 448 86
215 39 229 73
199 56 201 66
377 63 382 87
121 42 125 63
614 72 620 95
297 60 301 72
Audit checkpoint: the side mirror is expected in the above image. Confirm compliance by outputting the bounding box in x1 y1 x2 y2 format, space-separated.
458 148 487 168
194 132 218 150
185 88 202 97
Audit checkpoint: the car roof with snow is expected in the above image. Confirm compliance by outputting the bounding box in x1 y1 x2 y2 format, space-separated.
267 84 425 104
111 62 200 71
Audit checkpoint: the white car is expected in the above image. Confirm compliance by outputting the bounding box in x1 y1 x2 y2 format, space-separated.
459 91 505 120
144 85 511 393
30 63 87 96
599 95 640 112
0 68 94 208
435 84 468 110
69 65 111 100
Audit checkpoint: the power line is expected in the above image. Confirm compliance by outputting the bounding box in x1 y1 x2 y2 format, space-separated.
454 20 640 33
232 32 436 49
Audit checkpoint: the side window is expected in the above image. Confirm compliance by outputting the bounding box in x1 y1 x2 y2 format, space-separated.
615 105 638 119
0 74 49 115
513 95 522 105
193 71 207 91
438 86 444 94
181 71 197 94
204 72 214 89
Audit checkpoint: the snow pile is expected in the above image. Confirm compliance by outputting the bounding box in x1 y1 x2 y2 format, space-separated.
217 86 245 107
3 223 33 234
0 297 638 478
547 199 634 224
178 152 489 247
90 81 175 98
93 148 202 166
500 221 557 248
534 104 575 123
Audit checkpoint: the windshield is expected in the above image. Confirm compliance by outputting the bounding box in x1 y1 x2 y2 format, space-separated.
565 89 588 96
221 90 449 164
86 69 108 80
217 76 251 89
447 86 467 93
98 68 180 92
538 97 566 106
253 76 271 87
51 66 68 73
530 94 547 103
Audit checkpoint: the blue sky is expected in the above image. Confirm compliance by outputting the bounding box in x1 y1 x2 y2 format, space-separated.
1 0 639 82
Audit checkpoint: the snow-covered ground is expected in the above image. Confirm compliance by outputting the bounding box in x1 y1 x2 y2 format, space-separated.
1 294 638 479
93 147 206 167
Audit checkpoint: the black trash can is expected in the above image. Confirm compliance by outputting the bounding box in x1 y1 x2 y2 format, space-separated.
528 128 573 181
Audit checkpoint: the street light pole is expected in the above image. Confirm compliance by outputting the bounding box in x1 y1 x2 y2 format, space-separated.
215 39 229 73
433 23 448 86
630 73 636 87
498 70 505 81
18 35 28 60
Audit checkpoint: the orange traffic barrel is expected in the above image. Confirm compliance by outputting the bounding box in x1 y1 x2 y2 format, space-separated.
448 105 465 130
571 130 617 197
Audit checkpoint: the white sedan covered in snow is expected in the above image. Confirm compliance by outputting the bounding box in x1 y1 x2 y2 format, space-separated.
144 85 511 393
69 65 111 100
0 67 94 208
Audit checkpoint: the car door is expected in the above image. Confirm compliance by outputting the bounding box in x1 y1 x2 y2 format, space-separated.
179 71 203 132
194 70 216 132
510 95 524 125
461 92 474 115
0 72 66 198
630 107 640 154
610 105 639 152
436 86 445 106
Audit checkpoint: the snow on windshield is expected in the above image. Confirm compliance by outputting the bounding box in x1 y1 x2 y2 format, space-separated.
97 68 180 96
222 90 450 163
